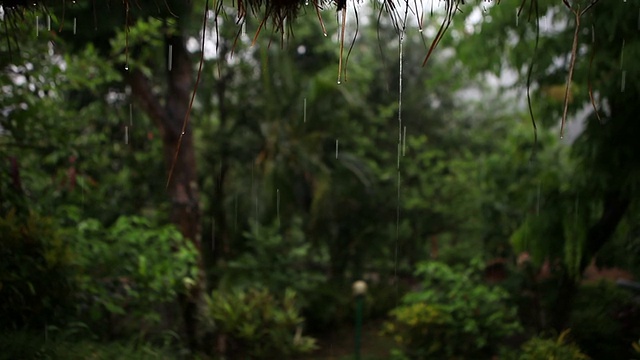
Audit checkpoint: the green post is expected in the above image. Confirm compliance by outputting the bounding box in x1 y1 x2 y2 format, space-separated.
355 294 363 360
352 280 368 360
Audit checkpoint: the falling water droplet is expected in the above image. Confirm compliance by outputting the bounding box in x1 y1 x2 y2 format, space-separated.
402 126 407 156
516 10 519 27
47 15 51 31
125 126 129 144
181 131 185 136
337 80 341 85
591 25 595 43
621 70 626 92
335 139 339 159
73 17 77 35
276 189 280 225
242 20 247 37
620 39 625 69
168 45 173 71
36 16 39 37
303 98 307 123
129 104 133 126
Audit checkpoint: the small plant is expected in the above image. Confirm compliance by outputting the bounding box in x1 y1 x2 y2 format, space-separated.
203 287 317 359
0 209 76 329
71 215 199 337
383 259 522 359
516 330 590 360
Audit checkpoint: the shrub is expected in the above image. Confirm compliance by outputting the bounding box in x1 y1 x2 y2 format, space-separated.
0 210 76 329
513 330 589 360
383 259 522 359
569 281 640 360
203 287 317 358
70 215 199 337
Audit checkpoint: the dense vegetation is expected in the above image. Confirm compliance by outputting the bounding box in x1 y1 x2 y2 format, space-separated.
1 0 639 358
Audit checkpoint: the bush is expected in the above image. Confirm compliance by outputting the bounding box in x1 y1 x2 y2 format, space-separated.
504 330 589 360
203 287 317 358
569 281 640 360
0 210 76 329
383 259 522 359
70 215 199 337
0 328 178 360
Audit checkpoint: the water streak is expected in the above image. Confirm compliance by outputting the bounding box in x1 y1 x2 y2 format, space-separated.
621 70 626 92
125 125 129 144
73 17 76 35
335 139 339 159
402 126 406 156
168 45 173 71
620 39 625 69
303 98 307 123
36 16 39 37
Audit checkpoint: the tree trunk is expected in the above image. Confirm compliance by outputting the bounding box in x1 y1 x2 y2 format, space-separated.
129 34 204 351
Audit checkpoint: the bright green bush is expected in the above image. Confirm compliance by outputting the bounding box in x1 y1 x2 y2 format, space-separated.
70 215 199 336
203 287 317 358
383 259 522 359
514 330 589 360
0 210 76 329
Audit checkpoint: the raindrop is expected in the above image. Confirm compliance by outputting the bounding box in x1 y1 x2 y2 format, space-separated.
337 80 341 85
168 45 173 71
242 20 247 37
276 189 280 225
47 15 50 31
402 126 407 156
129 103 133 126
516 10 519 27
124 126 129 144
124 65 129 71
73 17 77 35
36 16 39 37
181 131 185 136
303 98 307 123
620 39 625 69
397 32 405 166
621 70 626 92
335 139 339 159
591 25 595 43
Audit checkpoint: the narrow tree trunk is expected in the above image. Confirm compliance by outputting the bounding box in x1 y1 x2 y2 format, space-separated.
129 34 204 351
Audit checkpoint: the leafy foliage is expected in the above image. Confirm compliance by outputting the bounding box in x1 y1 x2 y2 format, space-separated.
70 214 199 337
203 287 317 358
0 210 76 329
505 330 589 360
383 260 522 359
